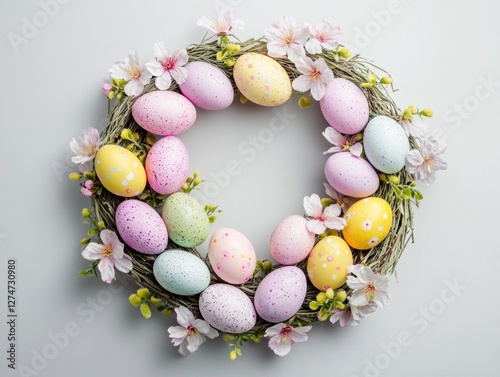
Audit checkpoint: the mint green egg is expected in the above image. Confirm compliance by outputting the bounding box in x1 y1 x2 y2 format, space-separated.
162 192 209 248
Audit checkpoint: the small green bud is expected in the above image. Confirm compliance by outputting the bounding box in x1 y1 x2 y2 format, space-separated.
120 128 134 141
150 296 161 306
140 303 152 319
408 105 417 114
321 198 334 207
80 238 91 245
335 290 347 302
97 220 106 230
137 287 150 298
380 76 393 84
116 92 124 101
403 108 413 119
402 188 412 200
298 96 313 108
367 72 377 83
338 47 350 58
414 190 424 201
379 173 387 182
226 43 241 53
262 260 272 270
193 177 202 186
224 58 236 67
223 334 235 341
209 215 217 223
82 208 91 218
83 171 96 180
87 228 96 236
309 301 320 310
388 175 400 185
216 50 228 61
239 95 248 104
316 292 327 304
69 172 82 181
421 108 433 117
325 288 334 300
361 82 374 89
193 171 200 178
181 183 189 192
162 308 173 316
128 294 141 307
229 350 238 361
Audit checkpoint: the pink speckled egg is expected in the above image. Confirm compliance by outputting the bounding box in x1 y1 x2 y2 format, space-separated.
115 199 168 254
325 152 379 198
178 62 234 110
254 266 307 323
320 78 369 135
131 90 196 135
208 228 256 285
270 215 315 265
199 284 256 333
145 136 189 195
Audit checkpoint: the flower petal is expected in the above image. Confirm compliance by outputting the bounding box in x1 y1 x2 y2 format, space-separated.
145 60 165 77
349 142 363 157
307 219 326 235
168 325 188 340
303 194 323 217
82 243 104 260
155 72 172 90
113 254 132 273
97 258 115 283
175 306 195 328
292 75 312 93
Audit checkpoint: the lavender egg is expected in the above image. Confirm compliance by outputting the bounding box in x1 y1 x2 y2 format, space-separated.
269 215 315 265
179 62 234 110
199 284 256 333
131 90 196 136
145 136 189 195
325 152 379 198
115 199 168 254
320 78 369 135
254 266 307 323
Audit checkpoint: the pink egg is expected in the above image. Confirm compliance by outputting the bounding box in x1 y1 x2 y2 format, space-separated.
208 228 256 284
145 136 189 195
254 266 307 323
115 199 168 254
325 152 379 198
320 78 369 135
270 215 315 265
179 62 234 110
131 90 196 135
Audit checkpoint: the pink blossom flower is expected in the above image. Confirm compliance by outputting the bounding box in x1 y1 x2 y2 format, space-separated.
81 230 132 284
265 16 308 58
405 133 447 185
168 306 219 356
324 183 358 212
323 127 363 156
80 180 95 197
290 55 333 100
329 308 352 327
109 51 152 97
146 43 188 90
304 20 342 54
101 82 113 97
347 264 391 309
303 193 346 234
400 120 428 138
69 127 101 172
197 10 244 36
265 323 311 356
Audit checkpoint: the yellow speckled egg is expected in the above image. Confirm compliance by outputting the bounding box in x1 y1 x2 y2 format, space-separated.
343 197 393 250
94 145 147 197
307 236 352 291
233 53 292 106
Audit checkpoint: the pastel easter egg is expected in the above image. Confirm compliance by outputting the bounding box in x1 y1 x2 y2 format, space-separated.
320 78 369 134
199 284 256 333
145 136 189 195
325 152 379 198
208 228 256 285
115 199 168 254
254 266 307 323
233 53 292 107
269 215 315 265
363 115 410 174
153 249 211 296
161 192 209 248
95 145 147 197
131 90 196 135
342 197 393 250
179 61 234 110
307 236 353 291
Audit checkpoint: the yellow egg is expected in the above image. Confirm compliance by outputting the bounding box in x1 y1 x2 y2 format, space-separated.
95 145 147 197
307 236 352 291
233 53 292 107
342 197 393 250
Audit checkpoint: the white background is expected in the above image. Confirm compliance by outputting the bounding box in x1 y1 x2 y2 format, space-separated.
1 0 499 376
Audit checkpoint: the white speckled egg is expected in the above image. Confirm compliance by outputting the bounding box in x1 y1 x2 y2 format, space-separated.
199 284 256 333
363 115 410 174
179 62 234 110
320 78 369 134
115 199 168 254
161 193 209 248
208 228 256 284
153 249 210 296
95 145 147 197
254 266 307 323
131 90 196 135
269 215 315 265
145 136 189 195
325 152 379 198
233 53 292 106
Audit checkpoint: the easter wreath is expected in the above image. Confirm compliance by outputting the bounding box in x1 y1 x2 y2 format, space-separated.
69 11 447 358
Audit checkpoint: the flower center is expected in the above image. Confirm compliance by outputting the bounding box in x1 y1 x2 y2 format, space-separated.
162 59 173 70
187 325 199 336
280 326 292 342
311 68 321 81
128 65 142 79
102 244 113 258
365 283 377 300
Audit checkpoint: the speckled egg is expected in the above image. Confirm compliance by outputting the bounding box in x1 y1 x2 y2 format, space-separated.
161 193 209 248
179 61 234 110
153 249 210 296
131 90 196 135
320 78 369 134
145 136 189 195
115 199 168 254
343 197 393 250
269 215 315 265
307 236 353 291
363 116 410 174
325 152 379 198
208 228 256 284
95 145 147 197
199 284 256 333
254 266 307 323
233 53 292 107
